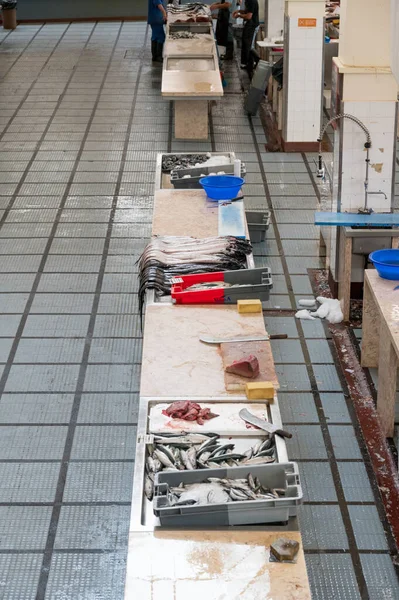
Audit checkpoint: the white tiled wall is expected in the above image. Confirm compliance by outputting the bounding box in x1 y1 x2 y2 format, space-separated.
338 100 397 212
265 0 284 39
284 16 323 143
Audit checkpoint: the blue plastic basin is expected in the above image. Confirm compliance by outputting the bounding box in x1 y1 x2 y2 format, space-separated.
199 175 245 201
369 249 399 280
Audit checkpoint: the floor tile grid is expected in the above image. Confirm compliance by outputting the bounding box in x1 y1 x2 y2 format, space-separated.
0 22 146 600
0 24 71 142
0 24 44 81
35 24 148 600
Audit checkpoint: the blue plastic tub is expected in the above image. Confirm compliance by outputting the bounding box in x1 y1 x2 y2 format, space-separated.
369 249 399 280
199 175 245 201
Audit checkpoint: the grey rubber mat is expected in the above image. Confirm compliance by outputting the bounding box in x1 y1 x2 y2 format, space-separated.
275 364 312 391
271 338 305 363
338 462 375 502
299 462 337 502
307 339 334 363
360 554 399 600
77 394 139 424
44 552 127 600
305 554 361 600
63 462 134 503
0 554 44 600
300 504 349 549
55 505 130 549
0 506 52 550
320 393 352 423
286 425 328 459
278 392 319 423
328 425 362 459
313 364 343 391
348 505 389 550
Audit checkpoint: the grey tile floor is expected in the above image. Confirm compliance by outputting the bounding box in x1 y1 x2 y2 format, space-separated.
0 21 398 600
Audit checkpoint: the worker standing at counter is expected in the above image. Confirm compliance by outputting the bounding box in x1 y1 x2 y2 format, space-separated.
210 1 236 60
148 0 167 63
233 0 259 69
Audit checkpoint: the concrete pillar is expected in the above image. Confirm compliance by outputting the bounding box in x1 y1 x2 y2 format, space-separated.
331 0 398 214
281 0 325 151
264 0 284 39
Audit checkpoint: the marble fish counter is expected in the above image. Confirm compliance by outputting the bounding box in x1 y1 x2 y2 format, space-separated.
125 530 311 600
123 152 311 599
162 23 223 140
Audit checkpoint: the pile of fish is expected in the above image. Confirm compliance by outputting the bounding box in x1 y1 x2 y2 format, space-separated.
165 475 286 507
162 401 219 425
162 153 211 172
167 3 211 23
169 31 199 40
137 236 252 317
144 432 276 501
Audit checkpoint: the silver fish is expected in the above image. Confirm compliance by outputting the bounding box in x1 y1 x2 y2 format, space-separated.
248 473 256 490
209 443 235 459
243 447 253 460
197 436 218 455
146 456 155 473
175 499 197 506
199 451 211 463
243 456 275 465
171 447 185 471
144 474 154 501
154 449 175 468
186 446 197 470
252 440 263 455
229 488 249 501
181 449 195 471
207 461 221 469
153 458 163 473
157 444 176 464
256 448 275 457
210 453 246 463
258 438 273 453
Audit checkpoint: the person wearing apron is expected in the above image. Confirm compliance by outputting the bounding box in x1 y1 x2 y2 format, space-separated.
233 0 259 68
210 1 236 59
148 0 167 63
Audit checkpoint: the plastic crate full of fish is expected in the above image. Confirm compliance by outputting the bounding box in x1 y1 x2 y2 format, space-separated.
153 462 302 527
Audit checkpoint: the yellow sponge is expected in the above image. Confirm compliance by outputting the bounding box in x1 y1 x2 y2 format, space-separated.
237 299 262 314
246 381 275 400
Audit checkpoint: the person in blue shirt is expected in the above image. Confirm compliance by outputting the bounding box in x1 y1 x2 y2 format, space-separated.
148 0 167 63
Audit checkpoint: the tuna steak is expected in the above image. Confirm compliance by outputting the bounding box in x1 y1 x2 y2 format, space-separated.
225 355 260 379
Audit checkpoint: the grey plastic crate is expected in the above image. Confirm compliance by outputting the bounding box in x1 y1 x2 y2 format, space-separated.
171 267 273 303
246 210 271 243
153 462 302 527
171 163 246 189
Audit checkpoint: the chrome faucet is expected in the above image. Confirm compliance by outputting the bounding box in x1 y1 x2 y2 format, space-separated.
316 113 379 214
359 187 388 214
